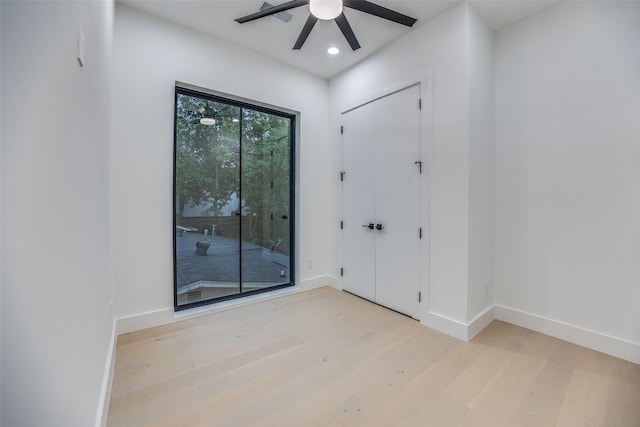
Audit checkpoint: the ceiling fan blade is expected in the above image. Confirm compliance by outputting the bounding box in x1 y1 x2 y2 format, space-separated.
236 0 308 24
335 13 361 51
293 14 318 49
343 0 417 27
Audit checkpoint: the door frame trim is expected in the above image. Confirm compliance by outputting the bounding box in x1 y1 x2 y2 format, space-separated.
338 72 434 321
173 84 298 311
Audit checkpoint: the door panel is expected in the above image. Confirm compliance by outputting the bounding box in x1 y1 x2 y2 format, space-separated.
174 95 241 304
241 110 292 290
174 88 295 310
342 84 421 319
342 101 376 301
374 85 421 318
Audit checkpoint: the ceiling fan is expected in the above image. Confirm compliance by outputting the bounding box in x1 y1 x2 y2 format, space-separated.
235 0 417 51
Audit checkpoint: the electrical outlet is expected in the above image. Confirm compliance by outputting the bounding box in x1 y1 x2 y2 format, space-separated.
484 282 489 298
307 259 313 269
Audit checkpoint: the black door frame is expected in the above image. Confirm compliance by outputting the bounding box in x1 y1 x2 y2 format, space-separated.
173 86 296 311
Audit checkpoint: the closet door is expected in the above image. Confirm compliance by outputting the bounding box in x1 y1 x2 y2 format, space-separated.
341 84 421 319
341 100 376 302
374 85 421 318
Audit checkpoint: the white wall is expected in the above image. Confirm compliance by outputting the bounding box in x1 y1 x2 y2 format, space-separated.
1 1 115 425
495 1 640 361
0 2 3 421
466 6 495 322
330 3 494 338
111 4 330 322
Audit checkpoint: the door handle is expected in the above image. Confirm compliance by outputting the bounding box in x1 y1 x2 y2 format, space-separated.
362 223 374 230
376 224 384 231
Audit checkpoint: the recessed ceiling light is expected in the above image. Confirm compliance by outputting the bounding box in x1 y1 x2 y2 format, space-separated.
327 47 340 55
200 118 216 126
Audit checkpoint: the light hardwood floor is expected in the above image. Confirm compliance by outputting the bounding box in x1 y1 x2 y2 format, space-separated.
107 286 640 426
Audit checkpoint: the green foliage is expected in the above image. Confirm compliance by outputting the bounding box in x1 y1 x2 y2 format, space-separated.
175 94 291 252
242 110 291 249
175 94 240 217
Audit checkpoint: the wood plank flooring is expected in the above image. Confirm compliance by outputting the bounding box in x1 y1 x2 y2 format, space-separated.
107 286 640 426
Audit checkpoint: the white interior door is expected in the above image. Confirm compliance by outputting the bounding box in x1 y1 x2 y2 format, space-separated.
341 84 422 319
374 85 421 318
342 100 376 302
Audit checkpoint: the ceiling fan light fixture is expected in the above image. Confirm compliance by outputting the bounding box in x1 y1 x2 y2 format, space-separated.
309 0 343 20
235 0 417 51
327 46 340 55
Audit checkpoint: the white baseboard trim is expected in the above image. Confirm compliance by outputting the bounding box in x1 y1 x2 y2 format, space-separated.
495 305 640 364
299 275 335 290
95 320 116 427
468 305 496 340
421 312 469 341
115 276 336 335
420 305 495 341
115 307 174 335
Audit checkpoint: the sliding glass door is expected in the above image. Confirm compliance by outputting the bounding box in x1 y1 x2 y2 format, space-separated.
174 87 294 310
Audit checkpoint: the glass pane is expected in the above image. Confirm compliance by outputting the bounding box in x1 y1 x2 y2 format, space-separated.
175 93 241 306
241 110 291 292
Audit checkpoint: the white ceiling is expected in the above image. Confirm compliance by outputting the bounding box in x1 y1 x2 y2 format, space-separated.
119 0 563 79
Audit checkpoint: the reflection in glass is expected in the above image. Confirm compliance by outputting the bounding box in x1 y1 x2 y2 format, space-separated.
174 89 293 309
242 110 291 288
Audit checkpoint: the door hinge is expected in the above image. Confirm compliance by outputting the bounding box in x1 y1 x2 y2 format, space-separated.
340 268 344 276
340 171 345 181
419 228 422 239
340 125 344 134
419 98 422 110
414 161 422 174
340 221 344 229
418 291 422 302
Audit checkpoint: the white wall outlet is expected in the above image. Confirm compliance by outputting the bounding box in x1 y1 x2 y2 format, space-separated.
484 282 489 298
307 259 313 269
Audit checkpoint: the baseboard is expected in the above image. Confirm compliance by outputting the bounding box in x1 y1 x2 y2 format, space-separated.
95 320 117 427
115 307 175 335
115 276 336 335
420 312 470 341
420 305 495 341
299 274 336 290
495 305 640 364
467 305 496 340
